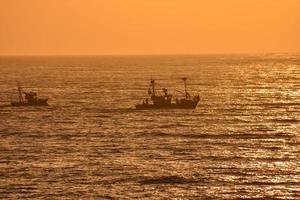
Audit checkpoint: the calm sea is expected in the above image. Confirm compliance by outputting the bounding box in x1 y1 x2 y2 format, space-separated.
0 54 299 199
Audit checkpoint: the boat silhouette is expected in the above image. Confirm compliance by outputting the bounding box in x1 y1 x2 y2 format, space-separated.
10 83 49 106
136 77 200 109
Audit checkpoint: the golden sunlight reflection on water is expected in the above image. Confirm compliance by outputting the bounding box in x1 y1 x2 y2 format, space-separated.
0 54 299 199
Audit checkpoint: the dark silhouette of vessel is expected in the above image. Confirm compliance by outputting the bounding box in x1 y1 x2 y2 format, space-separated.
11 83 49 106
136 78 200 109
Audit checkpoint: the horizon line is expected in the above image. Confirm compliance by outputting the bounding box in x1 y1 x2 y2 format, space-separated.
0 52 299 57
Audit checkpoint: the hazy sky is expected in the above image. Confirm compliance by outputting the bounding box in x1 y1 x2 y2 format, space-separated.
0 0 299 55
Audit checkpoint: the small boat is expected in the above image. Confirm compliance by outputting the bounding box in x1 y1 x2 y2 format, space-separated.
11 83 49 106
136 77 200 110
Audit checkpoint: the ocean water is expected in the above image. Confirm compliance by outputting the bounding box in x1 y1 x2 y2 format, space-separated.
0 54 299 199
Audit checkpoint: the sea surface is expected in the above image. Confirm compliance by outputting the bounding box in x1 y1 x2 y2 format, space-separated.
0 54 299 199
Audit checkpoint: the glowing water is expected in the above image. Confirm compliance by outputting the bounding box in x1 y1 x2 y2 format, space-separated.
0 54 299 199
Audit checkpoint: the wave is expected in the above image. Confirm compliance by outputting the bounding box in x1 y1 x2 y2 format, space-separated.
136 132 293 140
139 175 199 185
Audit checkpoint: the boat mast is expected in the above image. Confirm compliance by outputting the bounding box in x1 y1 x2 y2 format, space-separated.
182 77 188 99
17 82 24 103
150 78 156 96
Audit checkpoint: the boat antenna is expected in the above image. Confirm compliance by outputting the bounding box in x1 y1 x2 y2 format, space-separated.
182 77 188 99
17 81 24 103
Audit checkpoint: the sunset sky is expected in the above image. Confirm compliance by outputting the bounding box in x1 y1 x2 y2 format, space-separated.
0 0 299 55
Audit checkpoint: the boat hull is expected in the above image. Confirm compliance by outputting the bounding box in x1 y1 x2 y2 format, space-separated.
135 101 199 110
11 99 49 107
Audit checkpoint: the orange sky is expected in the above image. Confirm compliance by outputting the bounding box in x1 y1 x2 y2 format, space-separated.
0 0 299 55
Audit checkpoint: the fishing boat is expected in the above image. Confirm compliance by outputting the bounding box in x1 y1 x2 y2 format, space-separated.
11 83 49 106
135 78 200 110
